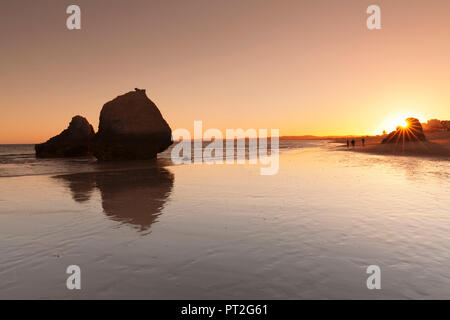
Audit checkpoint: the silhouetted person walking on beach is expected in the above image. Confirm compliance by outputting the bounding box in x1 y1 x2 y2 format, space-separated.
346 139 349 149
351 139 355 148
362 138 365 147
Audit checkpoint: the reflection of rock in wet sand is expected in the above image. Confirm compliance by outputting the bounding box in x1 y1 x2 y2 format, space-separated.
62 174 97 203
56 167 174 231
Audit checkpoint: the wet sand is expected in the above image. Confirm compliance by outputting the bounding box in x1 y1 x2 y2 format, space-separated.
1 142 450 299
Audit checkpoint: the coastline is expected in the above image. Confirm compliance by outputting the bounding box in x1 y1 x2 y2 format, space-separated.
331 131 450 160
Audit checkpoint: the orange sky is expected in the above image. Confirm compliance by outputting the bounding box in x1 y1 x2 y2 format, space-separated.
1 0 450 143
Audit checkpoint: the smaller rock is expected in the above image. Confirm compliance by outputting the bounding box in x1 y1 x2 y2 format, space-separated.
35 116 95 158
382 117 426 144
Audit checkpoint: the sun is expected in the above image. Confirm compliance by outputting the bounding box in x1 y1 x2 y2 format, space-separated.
378 113 421 134
399 119 409 129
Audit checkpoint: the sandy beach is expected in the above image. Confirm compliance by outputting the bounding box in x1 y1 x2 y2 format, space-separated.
333 131 450 159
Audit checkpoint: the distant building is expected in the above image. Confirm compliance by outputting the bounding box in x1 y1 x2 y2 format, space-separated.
441 121 450 131
422 119 445 132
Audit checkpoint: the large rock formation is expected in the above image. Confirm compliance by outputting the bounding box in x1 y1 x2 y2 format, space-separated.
35 115 95 158
93 89 172 160
382 117 426 144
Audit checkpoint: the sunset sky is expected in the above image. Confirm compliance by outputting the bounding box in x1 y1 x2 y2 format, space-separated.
1 0 450 143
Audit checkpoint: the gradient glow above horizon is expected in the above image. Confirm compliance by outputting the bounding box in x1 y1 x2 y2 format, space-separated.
1 0 450 143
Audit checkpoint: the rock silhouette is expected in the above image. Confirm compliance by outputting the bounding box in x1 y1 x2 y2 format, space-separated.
55 166 174 231
382 118 426 144
35 115 95 158
93 89 172 160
